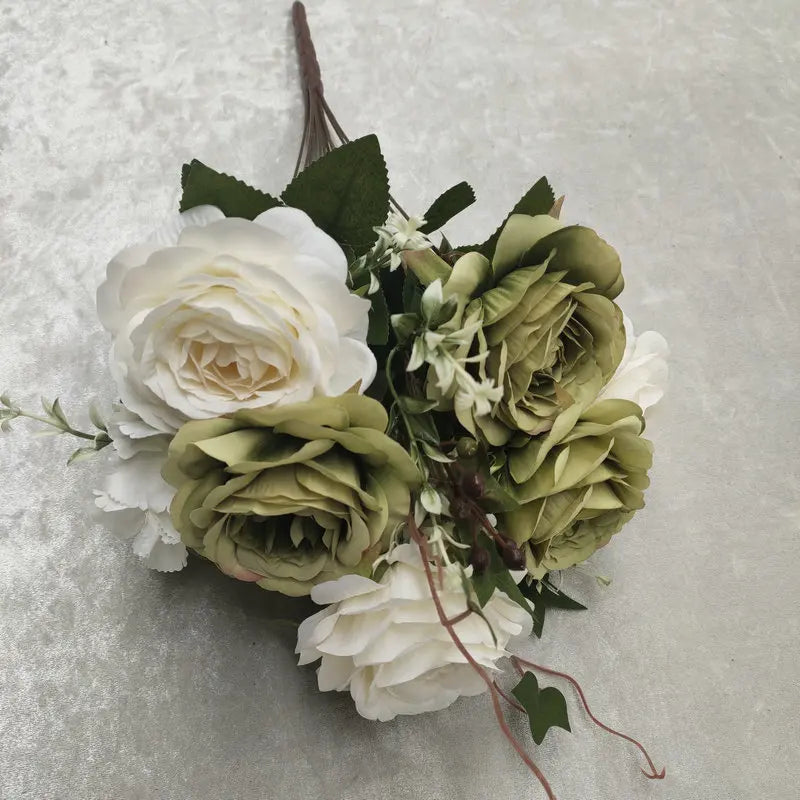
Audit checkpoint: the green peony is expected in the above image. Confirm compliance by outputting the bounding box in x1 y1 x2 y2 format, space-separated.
499 398 652 578
425 213 627 445
162 394 420 596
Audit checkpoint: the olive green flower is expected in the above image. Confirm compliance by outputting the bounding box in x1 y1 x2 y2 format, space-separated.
418 213 626 445
162 395 420 596
498 398 653 578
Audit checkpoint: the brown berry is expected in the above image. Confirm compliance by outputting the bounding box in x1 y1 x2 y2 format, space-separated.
460 473 485 499
501 542 526 571
469 546 490 575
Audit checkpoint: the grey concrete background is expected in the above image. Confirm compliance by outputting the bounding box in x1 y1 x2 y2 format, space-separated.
1 1 798 798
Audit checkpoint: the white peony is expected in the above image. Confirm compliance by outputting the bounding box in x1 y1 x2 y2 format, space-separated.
93 407 187 572
97 205 376 433
597 314 669 412
296 544 532 721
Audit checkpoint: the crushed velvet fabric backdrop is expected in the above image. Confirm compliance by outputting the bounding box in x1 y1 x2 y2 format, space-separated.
1 1 798 798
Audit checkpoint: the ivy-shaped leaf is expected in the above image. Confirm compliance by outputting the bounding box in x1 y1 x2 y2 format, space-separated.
462 176 555 259
419 182 476 234
180 160 281 219
518 577 587 638
281 135 390 258
511 671 571 745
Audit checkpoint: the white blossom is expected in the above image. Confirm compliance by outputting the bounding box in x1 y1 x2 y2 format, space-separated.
597 315 669 412
296 544 532 721
94 406 186 572
97 206 376 433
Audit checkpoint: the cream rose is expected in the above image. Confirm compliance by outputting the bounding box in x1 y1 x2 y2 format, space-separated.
296 544 532 721
97 205 376 432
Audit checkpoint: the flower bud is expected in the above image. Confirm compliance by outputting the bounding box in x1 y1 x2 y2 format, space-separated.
455 437 479 458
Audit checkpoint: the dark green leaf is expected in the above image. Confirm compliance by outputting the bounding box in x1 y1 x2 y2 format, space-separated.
367 288 390 346
402 271 423 314
281 135 390 258
419 182 476 234
470 543 534 624
518 578 587 639
180 160 282 218
511 672 571 745
462 177 555 259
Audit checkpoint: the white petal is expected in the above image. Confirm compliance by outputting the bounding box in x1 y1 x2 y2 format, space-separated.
148 205 225 246
597 315 669 412
254 206 347 281
96 450 175 514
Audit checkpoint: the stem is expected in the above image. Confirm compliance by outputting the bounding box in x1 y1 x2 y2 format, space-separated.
408 513 557 800
385 346 420 450
511 656 666 780
290 2 409 218
16 411 96 441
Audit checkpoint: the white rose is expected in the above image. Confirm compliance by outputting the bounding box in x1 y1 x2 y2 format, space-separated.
597 314 669 412
93 407 187 572
97 205 376 433
296 544 532 721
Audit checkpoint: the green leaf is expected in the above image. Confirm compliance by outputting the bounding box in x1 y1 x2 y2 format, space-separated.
470 543 534 623
68 447 99 465
398 396 438 415
464 177 555 259
419 182 476 234
518 578 587 639
367 288 390 346
180 160 281 219
402 271 424 314
511 671 571 745
281 135 390 258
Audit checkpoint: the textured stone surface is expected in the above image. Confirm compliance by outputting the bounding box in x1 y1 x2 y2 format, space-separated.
1 1 798 798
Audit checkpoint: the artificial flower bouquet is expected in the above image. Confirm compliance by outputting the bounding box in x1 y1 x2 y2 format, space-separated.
1 4 669 796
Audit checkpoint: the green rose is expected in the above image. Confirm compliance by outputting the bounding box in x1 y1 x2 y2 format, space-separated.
163 395 420 596
499 398 652 578
419 214 626 445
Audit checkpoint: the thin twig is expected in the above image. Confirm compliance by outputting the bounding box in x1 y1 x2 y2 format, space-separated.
408 513 557 800
511 656 666 780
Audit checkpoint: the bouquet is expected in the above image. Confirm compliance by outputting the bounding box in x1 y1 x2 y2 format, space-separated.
1 4 669 796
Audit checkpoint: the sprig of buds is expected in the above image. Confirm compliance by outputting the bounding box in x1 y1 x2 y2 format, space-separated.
0 393 112 464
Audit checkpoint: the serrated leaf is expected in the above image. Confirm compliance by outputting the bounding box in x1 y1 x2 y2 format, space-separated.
68 447 98 465
281 135 390 258
180 160 281 219
463 177 555 259
511 672 571 745
419 182 476 234
367 288 390 346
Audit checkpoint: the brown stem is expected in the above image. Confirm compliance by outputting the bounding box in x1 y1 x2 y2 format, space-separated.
494 680 526 713
290 2 409 218
511 656 666 780
408 513 557 800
